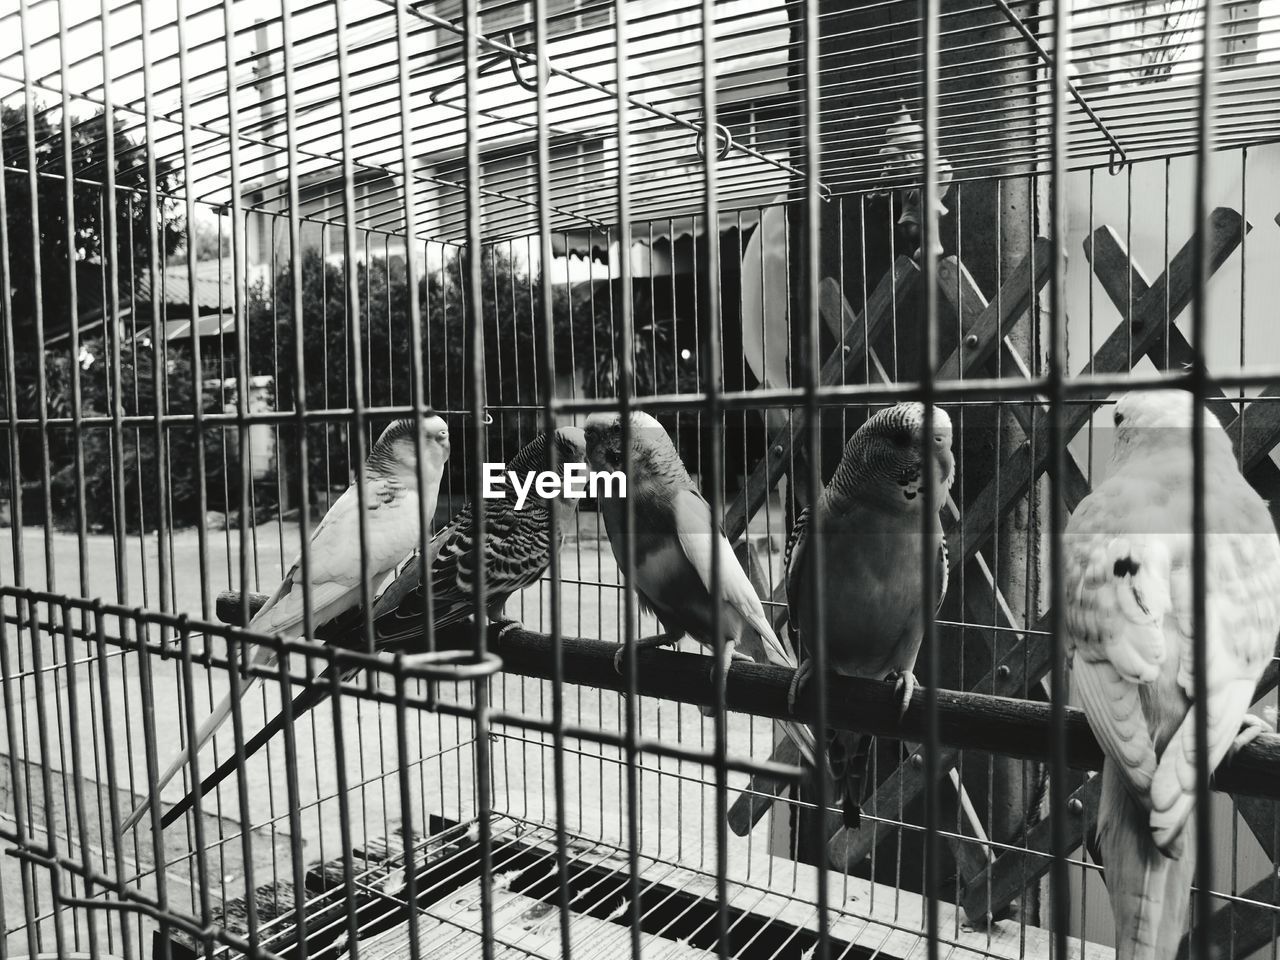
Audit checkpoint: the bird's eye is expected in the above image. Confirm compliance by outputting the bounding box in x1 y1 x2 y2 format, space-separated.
1113 410 1125 427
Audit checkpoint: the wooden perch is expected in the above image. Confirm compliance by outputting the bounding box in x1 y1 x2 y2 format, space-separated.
215 589 1280 803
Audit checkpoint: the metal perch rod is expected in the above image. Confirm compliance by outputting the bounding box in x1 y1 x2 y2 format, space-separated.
215 590 1280 803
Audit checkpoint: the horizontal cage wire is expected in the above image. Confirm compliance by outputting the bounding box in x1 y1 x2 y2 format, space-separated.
1 2 1280 960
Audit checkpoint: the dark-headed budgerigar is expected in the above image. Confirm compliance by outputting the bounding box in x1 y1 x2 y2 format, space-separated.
373 425 589 639
152 427 588 830
122 414 451 833
1067 390 1280 960
784 402 954 838
583 411 815 763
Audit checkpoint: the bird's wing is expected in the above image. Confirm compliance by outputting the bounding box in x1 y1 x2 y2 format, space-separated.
1066 509 1175 801
1149 489 1280 851
253 480 415 639
376 501 553 644
671 488 793 667
936 535 949 615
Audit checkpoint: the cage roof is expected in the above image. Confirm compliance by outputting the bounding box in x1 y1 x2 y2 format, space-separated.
2 0 1279 246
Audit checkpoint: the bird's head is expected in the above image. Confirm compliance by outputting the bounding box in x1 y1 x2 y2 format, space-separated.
584 411 681 482
1109 390 1230 464
369 413 451 479
502 426 590 507
836 402 954 509
553 425 588 469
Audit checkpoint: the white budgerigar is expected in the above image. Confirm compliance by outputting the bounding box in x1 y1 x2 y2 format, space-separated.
1067 390 1280 960
121 414 450 832
153 427 584 830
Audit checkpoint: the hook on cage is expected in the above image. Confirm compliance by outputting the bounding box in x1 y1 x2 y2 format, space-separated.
503 32 541 92
1107 148 1130 176
397 648 505 682
694 119 734 163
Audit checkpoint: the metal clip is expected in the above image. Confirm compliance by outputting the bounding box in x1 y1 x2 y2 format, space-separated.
694 120 734 162
1108 148 1128 176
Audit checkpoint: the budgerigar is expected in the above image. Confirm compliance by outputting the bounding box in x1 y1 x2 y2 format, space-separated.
1067 390 1280 960
122 414 450 832
783 402 954 840
583 411 815 764
155 427 586 829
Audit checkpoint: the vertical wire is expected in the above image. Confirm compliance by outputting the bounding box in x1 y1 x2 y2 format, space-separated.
531 0 574 954
171 9 212 894
16 0 55 602
699 0 729 954
331 0 376 655
0 26 40 957
1190 1 1217 956
137 0 172 630
55 0 90 633
276 0 316 945
16 1 66 950
919 0 941 955
460 0 495 954
173 0 213 618
1047 1 1071 959
613 0 642 953
216 2 259 950
391 5 432 943
91 605 135 960
800 1 829 959
172 616 212 952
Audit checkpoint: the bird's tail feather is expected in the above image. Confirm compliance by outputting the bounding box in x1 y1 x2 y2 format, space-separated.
159 666 342 829
1100 764 1194 960
120 647 274 833
828 730 872 829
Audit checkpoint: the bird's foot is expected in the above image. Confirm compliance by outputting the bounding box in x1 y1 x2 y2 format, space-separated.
613 632 680 674
787 660 813 713
699 640 739 718
1229 712 1274 758
494 619 525 641
889 670 917 719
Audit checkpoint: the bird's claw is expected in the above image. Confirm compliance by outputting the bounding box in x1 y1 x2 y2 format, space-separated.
1229 712 1274 758
612 645 626 674
787 661 812 714
494 618 524 641
890 671 917 719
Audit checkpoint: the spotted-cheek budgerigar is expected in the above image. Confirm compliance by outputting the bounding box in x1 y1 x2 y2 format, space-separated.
122 414 451 832
1066 390 1280 960
778 402 953 866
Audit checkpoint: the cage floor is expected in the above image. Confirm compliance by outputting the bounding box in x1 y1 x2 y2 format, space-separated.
166 812 1108 960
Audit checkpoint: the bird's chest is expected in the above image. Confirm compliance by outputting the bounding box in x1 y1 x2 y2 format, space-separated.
810 517 930 674
363 483 422 563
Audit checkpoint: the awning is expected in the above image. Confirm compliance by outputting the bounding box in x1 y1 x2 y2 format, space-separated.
551 208 766 263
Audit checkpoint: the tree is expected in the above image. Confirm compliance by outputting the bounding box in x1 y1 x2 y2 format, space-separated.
44 340 243 532
2 102 184 523
1 103 182 350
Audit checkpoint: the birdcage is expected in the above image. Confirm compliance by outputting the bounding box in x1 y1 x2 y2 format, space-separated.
3 1 1280 959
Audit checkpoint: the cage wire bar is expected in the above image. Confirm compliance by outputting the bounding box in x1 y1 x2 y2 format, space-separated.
3 1 1280 960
